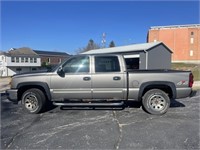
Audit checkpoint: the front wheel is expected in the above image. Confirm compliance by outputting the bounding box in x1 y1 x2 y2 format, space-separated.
142 89 170 115
21 88 46 114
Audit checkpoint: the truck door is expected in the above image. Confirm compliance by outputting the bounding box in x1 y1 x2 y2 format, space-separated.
50 56 92 100
92 56 126 99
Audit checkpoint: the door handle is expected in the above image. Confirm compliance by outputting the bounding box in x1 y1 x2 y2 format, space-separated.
83 77 91 81
113 76 121 80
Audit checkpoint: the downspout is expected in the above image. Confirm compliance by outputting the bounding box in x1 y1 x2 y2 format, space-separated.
144 49 148 69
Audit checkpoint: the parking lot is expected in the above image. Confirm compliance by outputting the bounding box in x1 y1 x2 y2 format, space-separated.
1 87 200 149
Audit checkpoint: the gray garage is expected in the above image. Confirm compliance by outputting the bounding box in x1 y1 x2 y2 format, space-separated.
82 42 172 69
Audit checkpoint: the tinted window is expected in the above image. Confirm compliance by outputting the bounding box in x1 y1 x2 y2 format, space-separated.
62 56 90 73
95 56 120 72
125 58 139 69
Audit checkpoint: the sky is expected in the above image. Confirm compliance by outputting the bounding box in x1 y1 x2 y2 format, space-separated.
1 0 199 54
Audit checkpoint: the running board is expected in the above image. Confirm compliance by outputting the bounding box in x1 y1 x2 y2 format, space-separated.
53 101 124 107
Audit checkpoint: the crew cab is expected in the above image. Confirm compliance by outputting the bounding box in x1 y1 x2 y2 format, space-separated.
6 54 193 115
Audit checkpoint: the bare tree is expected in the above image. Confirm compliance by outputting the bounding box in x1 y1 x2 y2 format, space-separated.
76 39 100 54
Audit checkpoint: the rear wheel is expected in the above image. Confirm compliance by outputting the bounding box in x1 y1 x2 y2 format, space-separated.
142 89 170 115
21 88 46 114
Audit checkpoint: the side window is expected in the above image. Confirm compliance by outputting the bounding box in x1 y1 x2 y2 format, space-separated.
95 56 120 72
125 58 139 70
62 56 90 73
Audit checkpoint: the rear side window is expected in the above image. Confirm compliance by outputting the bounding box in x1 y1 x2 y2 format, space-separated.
95 56 120 72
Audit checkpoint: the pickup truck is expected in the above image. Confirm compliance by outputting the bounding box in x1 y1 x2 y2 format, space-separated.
6 54 193 115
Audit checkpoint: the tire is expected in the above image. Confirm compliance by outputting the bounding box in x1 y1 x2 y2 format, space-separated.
21 88 46 114
142 89 170 115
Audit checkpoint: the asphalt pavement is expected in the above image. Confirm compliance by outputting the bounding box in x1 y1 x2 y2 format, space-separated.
1 90 200 149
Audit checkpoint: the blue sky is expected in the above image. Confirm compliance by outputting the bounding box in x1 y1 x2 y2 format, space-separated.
1 1 199 54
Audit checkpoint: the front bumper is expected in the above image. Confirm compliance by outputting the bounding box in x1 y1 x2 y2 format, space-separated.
6 89 18 104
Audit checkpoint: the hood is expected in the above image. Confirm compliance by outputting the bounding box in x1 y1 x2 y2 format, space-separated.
12 70 51 78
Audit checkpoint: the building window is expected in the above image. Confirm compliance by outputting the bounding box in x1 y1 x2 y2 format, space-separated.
21 57 25 63
191 32 194 36
25 57 29 63
59 58 62 63
190 38 194 44
34 58 37 63
190 50 193 56
48 58 50 63
30 58 33 63
11 57 15 62
16 57 19 63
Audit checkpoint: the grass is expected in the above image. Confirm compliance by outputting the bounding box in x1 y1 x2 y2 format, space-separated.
171 63 200 81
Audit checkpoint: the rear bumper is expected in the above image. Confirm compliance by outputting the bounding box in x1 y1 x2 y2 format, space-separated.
176 88 192 99
190 90 197 97
6 89 18 104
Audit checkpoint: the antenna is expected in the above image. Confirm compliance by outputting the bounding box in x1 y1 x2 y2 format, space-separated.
101 32 106 48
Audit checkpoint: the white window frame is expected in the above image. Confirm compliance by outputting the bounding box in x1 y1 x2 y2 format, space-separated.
21 57 25 63
25 57 29 63
30 58 33 63
34 58 37 63
16 57 19 63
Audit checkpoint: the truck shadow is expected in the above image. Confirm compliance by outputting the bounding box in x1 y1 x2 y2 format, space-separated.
170 99 185 108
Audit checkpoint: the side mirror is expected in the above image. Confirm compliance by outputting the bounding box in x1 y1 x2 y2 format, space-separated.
57 66 64 77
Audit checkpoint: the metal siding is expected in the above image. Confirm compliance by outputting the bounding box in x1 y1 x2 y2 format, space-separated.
148 45 171 69
139 52 146 69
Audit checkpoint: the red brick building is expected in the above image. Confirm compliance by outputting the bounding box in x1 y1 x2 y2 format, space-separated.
147 24 200 63
33 50 70 66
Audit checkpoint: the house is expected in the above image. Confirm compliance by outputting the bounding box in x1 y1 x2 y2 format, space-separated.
82 42 172 70
0 48 41 77
0 48 70 77
33 50 70 68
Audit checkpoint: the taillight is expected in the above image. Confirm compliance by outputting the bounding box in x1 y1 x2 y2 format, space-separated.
189 73 194 87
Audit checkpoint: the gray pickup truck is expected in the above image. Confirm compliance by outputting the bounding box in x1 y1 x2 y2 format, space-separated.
7 54 193 115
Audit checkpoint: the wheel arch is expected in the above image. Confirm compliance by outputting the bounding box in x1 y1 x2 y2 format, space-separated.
17 82 51 101
138 81 176 101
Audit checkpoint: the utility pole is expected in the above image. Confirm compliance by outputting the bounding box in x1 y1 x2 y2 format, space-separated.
101 32 106 48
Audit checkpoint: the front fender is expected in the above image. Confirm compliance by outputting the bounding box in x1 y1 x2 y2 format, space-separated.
17 82 51 101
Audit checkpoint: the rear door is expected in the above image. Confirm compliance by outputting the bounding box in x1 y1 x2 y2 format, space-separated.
91 55 126 99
